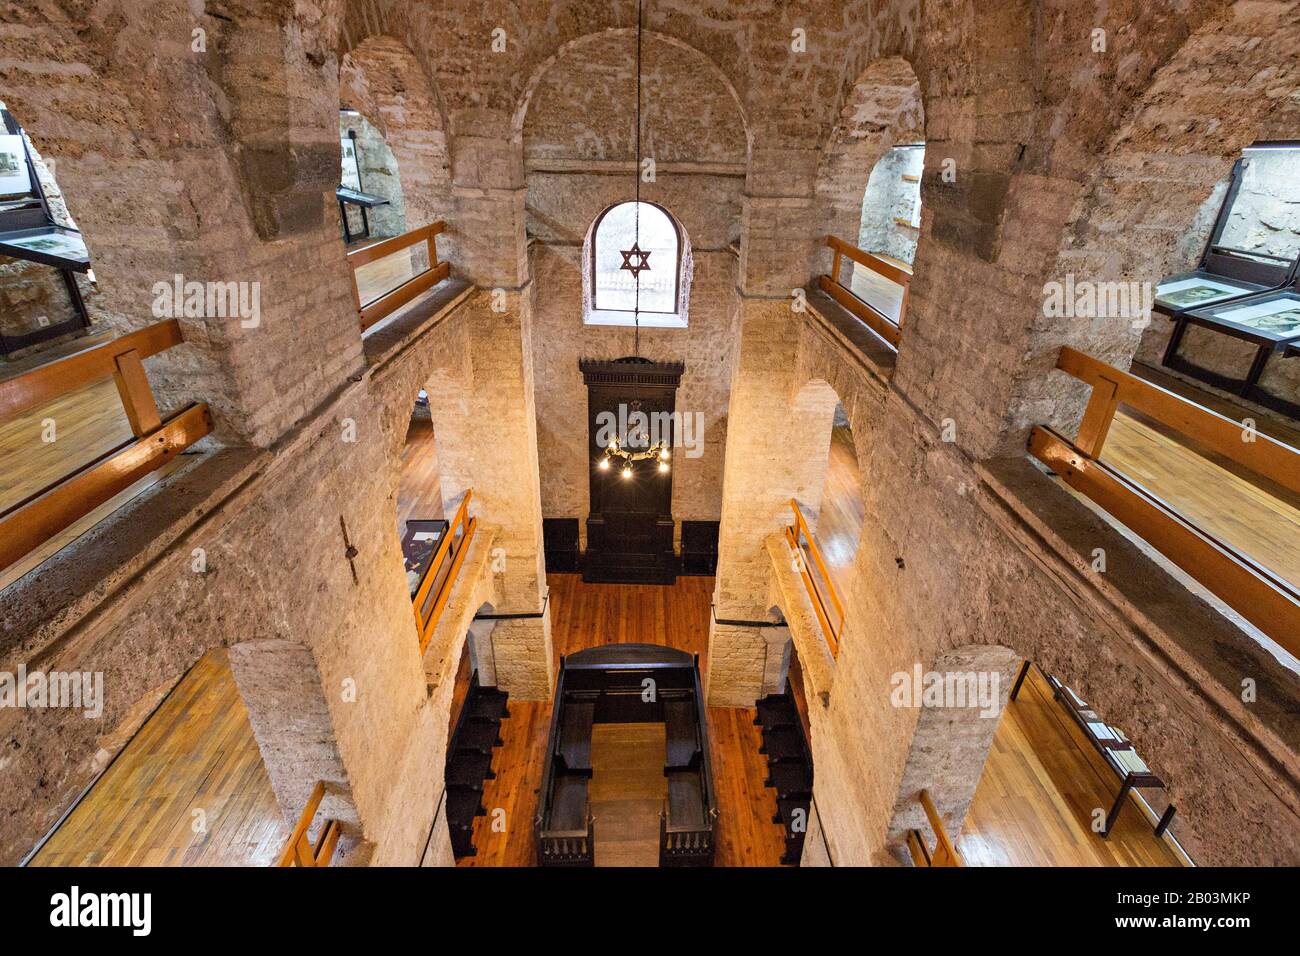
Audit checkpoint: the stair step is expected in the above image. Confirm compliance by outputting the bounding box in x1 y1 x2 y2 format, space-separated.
754 696 796 730
446 750 494 788
760 726 806 762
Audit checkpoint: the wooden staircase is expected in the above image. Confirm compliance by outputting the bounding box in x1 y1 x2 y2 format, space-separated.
754 685 813 865
444 676 510 859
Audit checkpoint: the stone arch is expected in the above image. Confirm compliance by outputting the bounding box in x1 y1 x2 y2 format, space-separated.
813 56 924 274
511 28 752 161
339 35 454 236
882 642 1023 864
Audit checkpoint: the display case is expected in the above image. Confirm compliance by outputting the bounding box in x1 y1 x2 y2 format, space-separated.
1153 148 1298 320
1168 285 1300 417
0 108 92 355
336 127 389 243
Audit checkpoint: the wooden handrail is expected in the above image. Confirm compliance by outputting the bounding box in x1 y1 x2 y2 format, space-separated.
1031 348 1300 658
786 498 845 657
817 235 909 349
0 319 184 423
0 320 211 575
347 222 449 331
1057 347 1299 495
276 781 342 867
906 789 964 867
414 490 478 655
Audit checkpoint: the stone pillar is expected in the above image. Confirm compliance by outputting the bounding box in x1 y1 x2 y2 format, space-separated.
706 298 837 706
228 639 354 829
422 263 552 697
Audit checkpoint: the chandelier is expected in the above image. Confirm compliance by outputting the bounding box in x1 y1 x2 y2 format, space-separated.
598 434 670 478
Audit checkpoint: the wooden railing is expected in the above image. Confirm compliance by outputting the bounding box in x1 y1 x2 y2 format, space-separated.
347 221 449 332
905 789 964 867
1030 347 1300 659
785 498 845 657
0 319 212 574
413 490 478 655
276 780 342 867
816 235 911 349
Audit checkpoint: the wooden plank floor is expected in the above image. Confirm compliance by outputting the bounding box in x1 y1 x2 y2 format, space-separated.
29 648 287 867
1103 411 1300 590
589 723 666 867
818 424 864 596
959 668 1184 867
0 373 185 592
458 573 788 867
397 414 443 534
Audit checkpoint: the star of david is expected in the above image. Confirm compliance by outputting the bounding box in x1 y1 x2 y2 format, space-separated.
619 242 652 278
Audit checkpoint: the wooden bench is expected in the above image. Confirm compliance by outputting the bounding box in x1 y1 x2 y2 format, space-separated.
664 697 700 769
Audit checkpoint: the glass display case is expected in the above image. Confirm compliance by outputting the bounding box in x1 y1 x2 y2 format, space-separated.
336 125 389 244
0 108 92 355
1170 285 1300 416
1154 146 1299 319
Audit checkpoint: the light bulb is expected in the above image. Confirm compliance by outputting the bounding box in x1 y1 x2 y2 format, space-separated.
598 457 610 470
659 446 670 461
621 465 632 479
659 461 669 473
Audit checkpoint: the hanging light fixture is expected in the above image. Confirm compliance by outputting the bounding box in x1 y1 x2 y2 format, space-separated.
598 0 670 480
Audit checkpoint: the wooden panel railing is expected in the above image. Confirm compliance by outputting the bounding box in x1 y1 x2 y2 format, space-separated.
413 490 478 655
1030 347 1300 658
276 781 342 868
347 221 449 332
785 498 845 658
0 319 212 574
906 789 964 867
816 235 911 349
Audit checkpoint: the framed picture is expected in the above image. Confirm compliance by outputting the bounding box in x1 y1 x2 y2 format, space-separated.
1213 296 1300 339
0 227 90 271
0 134 32 197
1154 276 1246 310
340 137 362 190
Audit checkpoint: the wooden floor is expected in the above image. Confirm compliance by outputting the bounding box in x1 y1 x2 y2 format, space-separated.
959 667 1184 867
0 372 185 592
459 573 789 867
397 413 443 534
29 648 287 867
847 262 906 324
818 424 864 595
353 238 429 307
588 723 666 867
1104 410 1300 590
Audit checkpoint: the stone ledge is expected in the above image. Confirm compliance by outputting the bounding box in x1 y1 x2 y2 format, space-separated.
765 532 837 704
976 455 1300 794
804 286 897 388
0 446 267 670
361 278 474 374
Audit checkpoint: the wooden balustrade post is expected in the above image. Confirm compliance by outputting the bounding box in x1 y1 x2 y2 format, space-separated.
1074 374 1120 458
111 349 163 438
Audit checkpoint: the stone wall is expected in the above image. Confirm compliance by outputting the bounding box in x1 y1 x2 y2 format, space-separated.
521 31 746 533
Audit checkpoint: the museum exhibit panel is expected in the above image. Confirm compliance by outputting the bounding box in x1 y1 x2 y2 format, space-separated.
0 108 91 354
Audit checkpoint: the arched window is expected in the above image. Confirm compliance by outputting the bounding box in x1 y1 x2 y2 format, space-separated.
585 201 689 328
858 143 924 266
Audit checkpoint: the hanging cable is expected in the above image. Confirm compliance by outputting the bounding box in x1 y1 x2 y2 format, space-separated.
633 0 643 357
